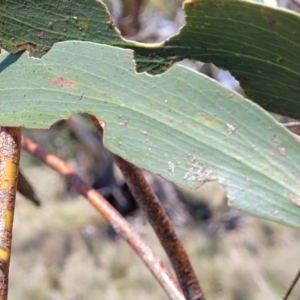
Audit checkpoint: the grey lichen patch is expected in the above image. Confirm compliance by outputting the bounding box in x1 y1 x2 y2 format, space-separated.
0 132 16 159
226 123 236 135
167 161 175 173
271 135 280 147
184 159 217 182
234 156 242 162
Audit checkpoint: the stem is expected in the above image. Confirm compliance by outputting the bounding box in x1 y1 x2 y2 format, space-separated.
21 136 184 300
282 266 300 300
114 156 205 300
0 127 21 300
283 121 300 128
90 116 205 300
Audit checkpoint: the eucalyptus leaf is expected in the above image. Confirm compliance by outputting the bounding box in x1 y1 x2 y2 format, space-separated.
2 0 300 119
0 0 125 56
133 0 300 119
0 41 299 228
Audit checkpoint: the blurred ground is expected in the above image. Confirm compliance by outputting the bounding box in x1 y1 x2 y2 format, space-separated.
9 163 300 300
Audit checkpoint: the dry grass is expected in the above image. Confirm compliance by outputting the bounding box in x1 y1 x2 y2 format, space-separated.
8 165 300 300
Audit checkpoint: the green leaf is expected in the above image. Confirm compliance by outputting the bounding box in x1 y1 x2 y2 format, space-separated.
133 0 300 119
1 41 300 228
0 0 125 56
2 0 300 119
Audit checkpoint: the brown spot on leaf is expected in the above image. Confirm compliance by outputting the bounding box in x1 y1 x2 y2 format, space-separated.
268 151 275 157
15 41 36 53
42 45 50 52
277 147 286 156
51 77 76 89
198 114 219 129
277 56 284 63
186 0 195 7
106 19 114 28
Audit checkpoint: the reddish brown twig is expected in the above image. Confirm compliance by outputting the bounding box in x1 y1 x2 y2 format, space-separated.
282 266 300 300
21 136 184 300
291 0 300 9
0 127 21 300
90 116 205 300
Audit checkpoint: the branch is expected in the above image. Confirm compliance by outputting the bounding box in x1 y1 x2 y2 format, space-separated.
291 0 300 9
0 127 21 300
282 266 300 300
283 121 300 128
90 116 206 300
21 136 184 300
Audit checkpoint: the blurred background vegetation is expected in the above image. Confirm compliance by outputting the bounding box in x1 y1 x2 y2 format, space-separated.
10 164 300 299
9 0 300 299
